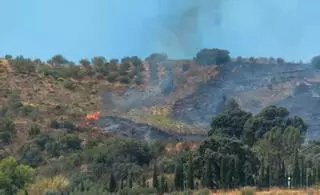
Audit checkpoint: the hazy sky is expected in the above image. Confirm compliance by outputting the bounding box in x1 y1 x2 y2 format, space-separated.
1 0 320 62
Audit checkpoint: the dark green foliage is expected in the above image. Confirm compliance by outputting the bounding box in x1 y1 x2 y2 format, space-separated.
195 48 231 66
28 124 40 137
4 54 12 60
119 75 130 84
152 162 158 190
60 121 76 131
48 54 69 66
0 117 15 146
128 171 133 188
208 99 252 138
19 143 43 167
174 160 184 191
58 134 82 152
106 72 118 82
50 119 60 129
186 157 194 190
201 158 214 189
109 173 117 192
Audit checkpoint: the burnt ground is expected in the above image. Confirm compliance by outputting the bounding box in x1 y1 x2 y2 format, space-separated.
94 116 206 141
171 63 320 140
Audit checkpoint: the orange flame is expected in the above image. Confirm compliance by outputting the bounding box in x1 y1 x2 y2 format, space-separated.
85 111 101 121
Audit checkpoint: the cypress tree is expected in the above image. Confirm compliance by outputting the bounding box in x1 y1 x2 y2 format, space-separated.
128 171 133 188
141 175 147 188
174 161 184 191
108 173 117 193
152 162 159 190
159 175 166 194
202 158 214 189
187 158 194 190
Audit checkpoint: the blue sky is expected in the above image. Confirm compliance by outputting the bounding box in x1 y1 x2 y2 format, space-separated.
1 0 320 62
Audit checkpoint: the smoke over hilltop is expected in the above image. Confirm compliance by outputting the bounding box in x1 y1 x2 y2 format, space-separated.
145 0 318 61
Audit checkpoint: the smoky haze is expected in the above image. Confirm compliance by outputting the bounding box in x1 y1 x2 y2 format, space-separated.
144 0 318 62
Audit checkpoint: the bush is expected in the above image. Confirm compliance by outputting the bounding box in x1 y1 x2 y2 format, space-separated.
58 134 82 152
64 80 76 91
0 117 15 146
28 125 40 137
50 119 60 129
61 121 76 131
11 56 36 73
107 73 118 83
119 76 130 84
195 48 230 66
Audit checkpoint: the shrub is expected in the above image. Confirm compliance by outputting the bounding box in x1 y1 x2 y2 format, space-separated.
60 121 76 131
63 80 76 91
28 125 40 137
119 76 130 84
50 119 60 129
106 73 118 82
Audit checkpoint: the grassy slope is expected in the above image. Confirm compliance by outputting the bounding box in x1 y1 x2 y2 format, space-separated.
0 59 218 136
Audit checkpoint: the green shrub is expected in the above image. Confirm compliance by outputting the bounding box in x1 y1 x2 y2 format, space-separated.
28 125 40 136
61 121 76 131
107 73 118 83
50 119 60 129
119 76 130 84
64 80 76 91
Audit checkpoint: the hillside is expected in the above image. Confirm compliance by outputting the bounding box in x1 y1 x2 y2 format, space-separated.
2 51 320 195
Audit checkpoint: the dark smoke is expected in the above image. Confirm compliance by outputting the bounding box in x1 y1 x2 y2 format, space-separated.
152 0 225 58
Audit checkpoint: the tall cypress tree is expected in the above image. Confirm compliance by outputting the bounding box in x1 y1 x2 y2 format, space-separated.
187 158 194 190
159 175 166 194
202 158 214 189
128 171 133 188
152 162 159 190
292 157 300 188
109 173 117 193
174 161 184 191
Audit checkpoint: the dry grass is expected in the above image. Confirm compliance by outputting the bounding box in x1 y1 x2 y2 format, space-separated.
208 187 318 195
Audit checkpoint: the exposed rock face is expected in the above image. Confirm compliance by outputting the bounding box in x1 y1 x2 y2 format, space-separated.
171 63 320 140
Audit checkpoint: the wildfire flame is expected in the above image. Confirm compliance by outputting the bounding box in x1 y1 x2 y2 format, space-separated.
85 111 101 121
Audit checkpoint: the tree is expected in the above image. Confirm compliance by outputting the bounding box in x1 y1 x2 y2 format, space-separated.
92 56 106 73
186 157 194 190
174 161 184 191
0 118 15 146
0 156 35 194
4 55 12 60
79 58 92 74
152 162 158 190
127 171 133 188
49 54 68 66
108 173 117 193
201 158 214 189
11 56 36 74
311 55 320 69
195 48 231 66
159 175 166 194
208 99 252 138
